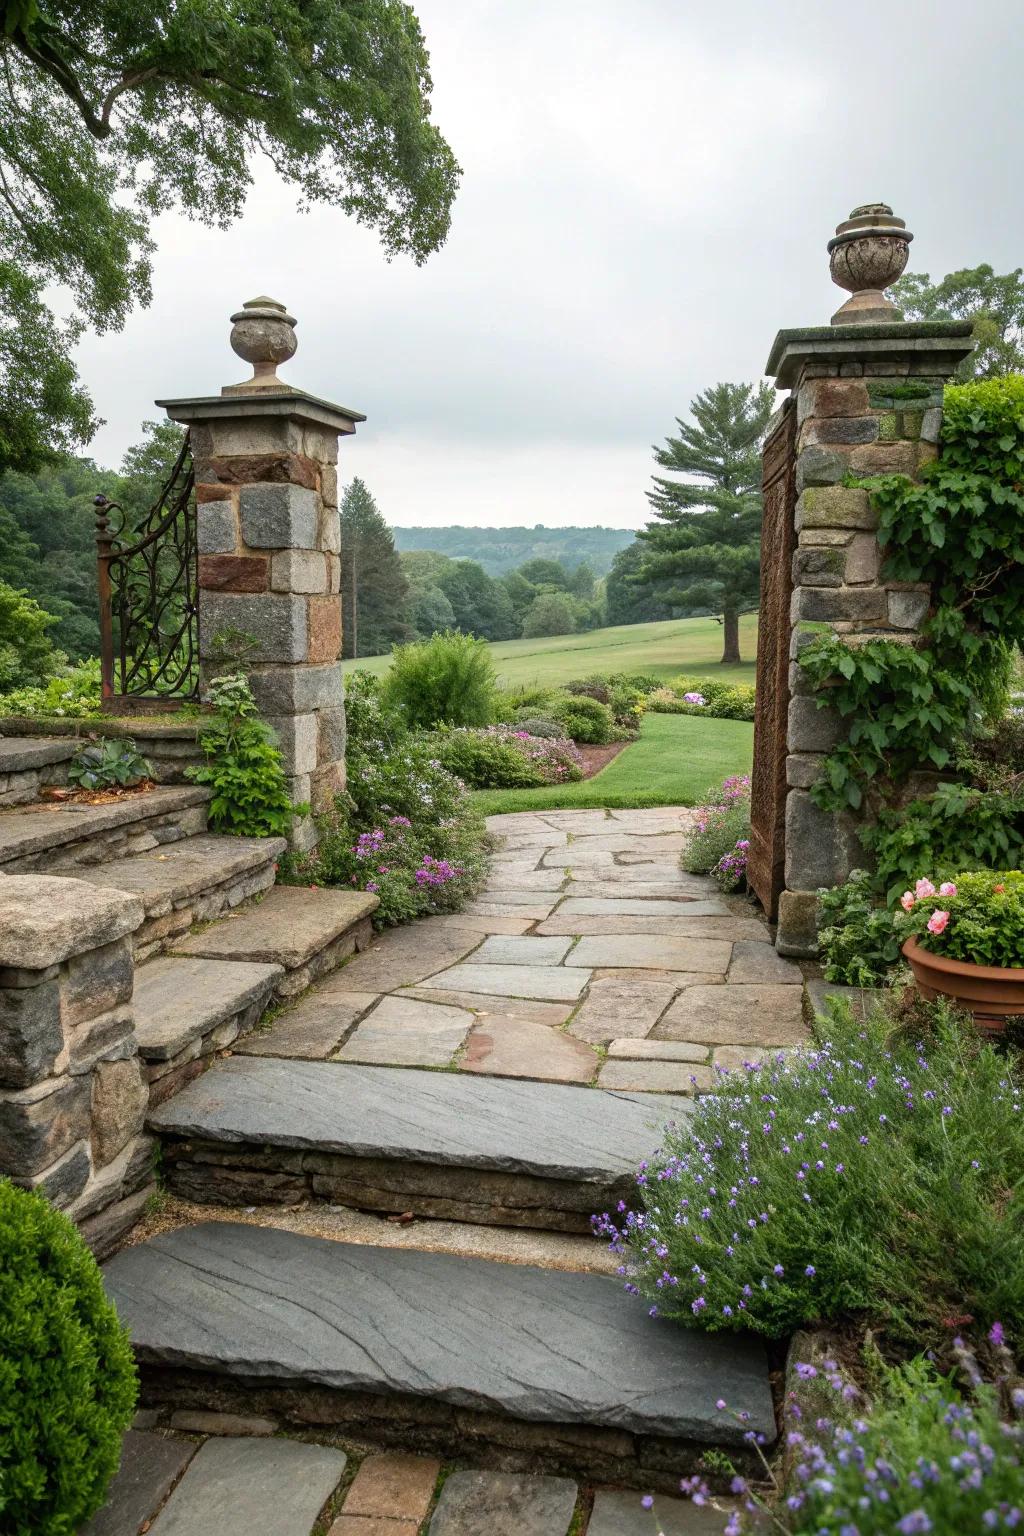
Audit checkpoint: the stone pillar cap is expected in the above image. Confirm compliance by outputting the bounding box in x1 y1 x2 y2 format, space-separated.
226 295 300 394
827 203 913 253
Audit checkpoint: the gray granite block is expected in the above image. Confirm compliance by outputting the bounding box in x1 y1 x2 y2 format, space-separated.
81 1429 196 1536
104 1223 775 1445
148 1435 346 1536
428 1469 577 1534
133 956 283 1059
146 1056 690 1183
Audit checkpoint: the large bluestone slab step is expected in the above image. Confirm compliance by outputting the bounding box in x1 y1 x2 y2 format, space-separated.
0 735 76 807
170 884 379 998
0 784 210 873
76 833 287 959
134 955 284 1106
148 1056 690 1229
103 1222 775 1486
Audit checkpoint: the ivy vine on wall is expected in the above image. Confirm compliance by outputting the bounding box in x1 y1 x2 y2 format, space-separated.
799 375 1024 811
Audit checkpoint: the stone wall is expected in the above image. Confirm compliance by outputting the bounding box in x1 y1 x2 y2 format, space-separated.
765 324 975 954
0 876 155 1257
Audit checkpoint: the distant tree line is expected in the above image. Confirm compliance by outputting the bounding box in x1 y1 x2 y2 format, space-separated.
390 524 634 577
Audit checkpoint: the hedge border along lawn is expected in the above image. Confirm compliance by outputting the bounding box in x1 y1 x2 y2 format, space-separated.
470 712 754 814
340 614 759 689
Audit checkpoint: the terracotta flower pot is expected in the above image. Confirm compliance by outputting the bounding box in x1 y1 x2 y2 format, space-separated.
903 936 1024 1035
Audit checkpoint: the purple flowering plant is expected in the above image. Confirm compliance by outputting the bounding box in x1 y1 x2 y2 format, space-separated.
594 998 1024 1346
684 775 751 892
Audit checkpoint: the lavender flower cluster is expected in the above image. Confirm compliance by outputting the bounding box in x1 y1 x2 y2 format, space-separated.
593 1008 1024 1344
482 724 584 783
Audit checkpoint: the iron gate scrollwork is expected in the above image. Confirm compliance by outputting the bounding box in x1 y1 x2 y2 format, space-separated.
747 398 797 920
94 431 200 709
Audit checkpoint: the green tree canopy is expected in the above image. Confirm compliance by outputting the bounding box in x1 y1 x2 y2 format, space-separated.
521 590 576 639
605 540 676 626
638 380 774 663
340 477 411 659
891 264 1024 379
516 557 569 590
0 0 459 474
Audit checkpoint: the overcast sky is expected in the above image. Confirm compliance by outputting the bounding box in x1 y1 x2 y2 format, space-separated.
77 0 1024 529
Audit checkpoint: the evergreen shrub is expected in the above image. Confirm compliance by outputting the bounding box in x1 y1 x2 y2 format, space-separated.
0 1181 137 1535
383 630 495 729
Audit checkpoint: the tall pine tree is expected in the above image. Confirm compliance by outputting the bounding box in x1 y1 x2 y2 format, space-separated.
339 479 411 659
638 381 774 663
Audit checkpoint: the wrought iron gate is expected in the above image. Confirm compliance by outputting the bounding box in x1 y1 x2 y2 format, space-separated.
747 398 797 919
94 432 200 710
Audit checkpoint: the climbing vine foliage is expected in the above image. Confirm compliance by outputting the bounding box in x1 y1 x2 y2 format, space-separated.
799 375 1024 811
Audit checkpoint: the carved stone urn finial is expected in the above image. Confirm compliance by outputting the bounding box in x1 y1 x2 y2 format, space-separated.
223 296 298 394
827 204 913 325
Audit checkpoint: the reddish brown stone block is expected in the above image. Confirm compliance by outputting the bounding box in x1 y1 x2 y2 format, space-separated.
198 555 269 593
197 453 320 490
803 378 869 417
307 595 342 663
848 441 917 476
196 483 233 504
341 1453 440 1523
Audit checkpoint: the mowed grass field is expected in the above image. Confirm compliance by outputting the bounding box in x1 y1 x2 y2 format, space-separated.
341 614 759 689
471 713 754 815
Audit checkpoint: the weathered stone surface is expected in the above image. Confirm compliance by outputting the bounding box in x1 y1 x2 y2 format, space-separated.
200 592 307 665
0 1073 91 1174
91 1056 147 1166
587 1487 734 1535
196 499 237 553
168 1409 278 1435
844 532 879 583
307 594 343 663
555 898 729 918
598 1061 713 1093
172 886 378 970
563 880 708 901
727 941 803 984
238 482 319 549
784 791 860 891
271 548 328 593
796 485 876 530
470 935 572 967
567 979 678 1044
463 1017 597 1084
247 661 344 716
606 1039 708 1061
0 785 209 872
538 915 767 941
104 1223 775 1444
235 990 378 1059
17 1138 91 1207
0 876 143 969
655 986 807 1046
335 996 473 1067
793 585 887 623
795 446 849 492
80 1430 197 1536
802 414 878 446
776 889 820 958
464 900 559 920
712 1045 790 1073
76 833 285 917
79 1182 155 1261
428 1470 577 1535
422 964 589 1002
793 544 844 586
888 588 930 629
404 989 572 1025
198 554 269 592
566 937 731 973
0 974 63 1087
0 736 75 772
343 1452 440 1523
147 1057 689 1183
796 377 869 421
61 936 134 1030
319 924 480 993
147 1435 346 1536
133 956 283 1059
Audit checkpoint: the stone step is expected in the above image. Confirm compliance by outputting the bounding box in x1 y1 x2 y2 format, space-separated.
0 784 211 874
134 956 285 1106
102 1221 775 1486
75 832 287 960
0 735 76 807
170 884 379 998
147 1056 692 1230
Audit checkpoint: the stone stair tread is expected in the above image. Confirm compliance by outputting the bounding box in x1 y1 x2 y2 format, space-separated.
146 1056 691 1182
133 956 285 1060
103 1221 775 1444
75 833 287 912
0 735 76 771
170 885 379 970
0 784 210 864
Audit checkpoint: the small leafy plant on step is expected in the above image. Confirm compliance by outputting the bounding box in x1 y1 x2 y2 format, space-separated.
69 737 152 790
186 672 298 838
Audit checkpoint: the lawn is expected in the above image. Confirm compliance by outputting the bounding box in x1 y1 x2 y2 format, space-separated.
341 614 759 690
471 712 754 814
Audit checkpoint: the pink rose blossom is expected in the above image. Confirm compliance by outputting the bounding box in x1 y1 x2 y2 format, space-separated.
900 891 915 912
939 881 957 897
927 909 950 935
915 878 936 899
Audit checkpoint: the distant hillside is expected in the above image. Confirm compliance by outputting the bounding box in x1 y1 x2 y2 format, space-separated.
390 525 636 577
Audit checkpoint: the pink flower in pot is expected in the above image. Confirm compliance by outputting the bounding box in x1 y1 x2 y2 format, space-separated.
915 878 936 899
927 909 950 935
900 891 916 911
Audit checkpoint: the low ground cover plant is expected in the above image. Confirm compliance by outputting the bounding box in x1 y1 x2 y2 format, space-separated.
0 1180 138 1534
0 657 102 719
595 996 1024 1348
69 737 151 790
186 673 296 838
431 724 582 788
647 675 756 721
817 870 903 986
683 774 751 891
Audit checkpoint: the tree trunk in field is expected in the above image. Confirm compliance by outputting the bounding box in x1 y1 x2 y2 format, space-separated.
721 609 741 664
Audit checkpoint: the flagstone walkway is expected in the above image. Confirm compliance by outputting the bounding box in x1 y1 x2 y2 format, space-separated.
239 806 811 1088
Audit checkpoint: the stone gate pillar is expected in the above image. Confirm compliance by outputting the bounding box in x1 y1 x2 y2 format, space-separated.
757 206 975 956
159 298 364 851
